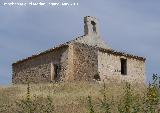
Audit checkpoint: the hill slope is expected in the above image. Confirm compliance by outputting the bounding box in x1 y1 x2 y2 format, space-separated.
0 81 159 113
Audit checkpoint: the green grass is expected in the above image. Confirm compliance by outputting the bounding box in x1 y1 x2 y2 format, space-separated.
0 81 159 113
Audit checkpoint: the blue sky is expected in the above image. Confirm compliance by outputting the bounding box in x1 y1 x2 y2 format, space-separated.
0 0 160 85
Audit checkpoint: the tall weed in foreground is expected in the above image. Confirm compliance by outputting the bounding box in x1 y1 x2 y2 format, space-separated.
142 74 160 113
15 81 34 113
87 95 95 113
16 95 54 113
99 82 111 113
118 82 142 113
15 82 54 113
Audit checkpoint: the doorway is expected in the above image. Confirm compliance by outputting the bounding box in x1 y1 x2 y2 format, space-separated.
51 62 61 82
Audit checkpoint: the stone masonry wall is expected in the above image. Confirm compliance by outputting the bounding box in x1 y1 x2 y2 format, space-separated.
12 42 145 84
98 50 145 83
72 43 98 81
12 46 69 84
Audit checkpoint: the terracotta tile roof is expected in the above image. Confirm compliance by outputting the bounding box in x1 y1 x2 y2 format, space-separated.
69 42 146 61
12 36 145 66
12 44 69 66
12 35 85 66
72 42 146 61
98 47 146 61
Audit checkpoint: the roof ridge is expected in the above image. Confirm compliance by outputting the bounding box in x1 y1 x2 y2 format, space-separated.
98 47 146 61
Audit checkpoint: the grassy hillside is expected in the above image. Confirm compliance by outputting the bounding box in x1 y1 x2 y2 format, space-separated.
0 81 159 113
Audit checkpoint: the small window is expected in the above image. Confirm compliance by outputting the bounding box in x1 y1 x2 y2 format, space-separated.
91 21 96 32
121 58 127 75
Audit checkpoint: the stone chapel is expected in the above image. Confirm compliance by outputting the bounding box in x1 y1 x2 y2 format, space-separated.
12 16 146 84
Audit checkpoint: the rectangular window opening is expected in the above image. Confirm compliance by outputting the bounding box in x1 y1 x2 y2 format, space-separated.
121 58 127 75
91 21 96 32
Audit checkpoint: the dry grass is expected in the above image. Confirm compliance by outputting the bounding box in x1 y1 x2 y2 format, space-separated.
0 81 159 113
